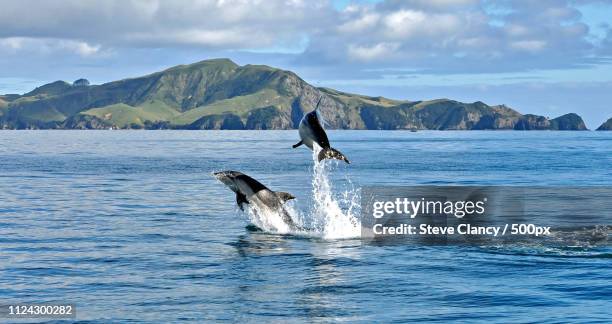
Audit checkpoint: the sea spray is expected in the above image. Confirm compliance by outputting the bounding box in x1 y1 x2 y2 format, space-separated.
246 204 295 234
242 144 360 238
310 145 360 239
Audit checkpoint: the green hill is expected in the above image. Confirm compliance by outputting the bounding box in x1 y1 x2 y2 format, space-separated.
0 58 589 130
597 117 612 130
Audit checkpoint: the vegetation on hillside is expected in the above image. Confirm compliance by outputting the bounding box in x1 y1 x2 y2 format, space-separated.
0 58 589 130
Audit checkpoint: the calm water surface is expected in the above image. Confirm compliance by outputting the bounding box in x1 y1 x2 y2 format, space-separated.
0 130 611 322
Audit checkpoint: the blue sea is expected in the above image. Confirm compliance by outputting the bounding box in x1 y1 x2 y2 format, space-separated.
0 130 611 323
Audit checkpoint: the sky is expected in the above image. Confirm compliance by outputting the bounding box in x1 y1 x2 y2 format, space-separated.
1 0 611 128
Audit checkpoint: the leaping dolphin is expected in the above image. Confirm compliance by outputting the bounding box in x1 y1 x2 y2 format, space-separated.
293 98 350 164
213 170 298 229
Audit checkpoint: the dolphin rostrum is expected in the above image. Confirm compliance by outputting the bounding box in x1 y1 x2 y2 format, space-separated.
213 170 297 228
292 98 350 163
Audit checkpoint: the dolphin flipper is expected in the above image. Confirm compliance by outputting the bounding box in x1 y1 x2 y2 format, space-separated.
318 147 350 164
292 140 303 148
236 192 249 211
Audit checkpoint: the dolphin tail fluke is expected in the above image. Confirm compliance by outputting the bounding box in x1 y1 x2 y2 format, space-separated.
317 147 350 164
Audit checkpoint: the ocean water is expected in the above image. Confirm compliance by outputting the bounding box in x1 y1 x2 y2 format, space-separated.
0 130 611 323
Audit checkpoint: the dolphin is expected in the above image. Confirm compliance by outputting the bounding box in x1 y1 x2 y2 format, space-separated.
292 98 350 164
213 170 298 228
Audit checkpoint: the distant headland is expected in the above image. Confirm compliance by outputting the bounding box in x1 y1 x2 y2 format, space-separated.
0 58 602 130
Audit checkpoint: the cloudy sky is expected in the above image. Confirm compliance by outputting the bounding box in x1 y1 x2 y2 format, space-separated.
1 0 611 127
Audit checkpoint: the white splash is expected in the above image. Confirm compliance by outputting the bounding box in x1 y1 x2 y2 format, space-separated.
309 144 361 239
245 204 295 235
244 144 360 239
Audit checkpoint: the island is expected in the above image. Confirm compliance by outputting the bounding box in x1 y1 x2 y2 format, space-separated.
596 118 612 131
0 58 590 130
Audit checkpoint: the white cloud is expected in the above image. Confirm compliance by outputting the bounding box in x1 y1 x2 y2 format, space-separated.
126 28 266 48
0 37 102 57
505 24 530 37
0 37 24 50
0 0 609 74
64 41 101 56
383 10 427 37
338 13 380 33
348 42 400 61
510 40 547 52
418 0 478 8
304 0 605 72
0 0 331 49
